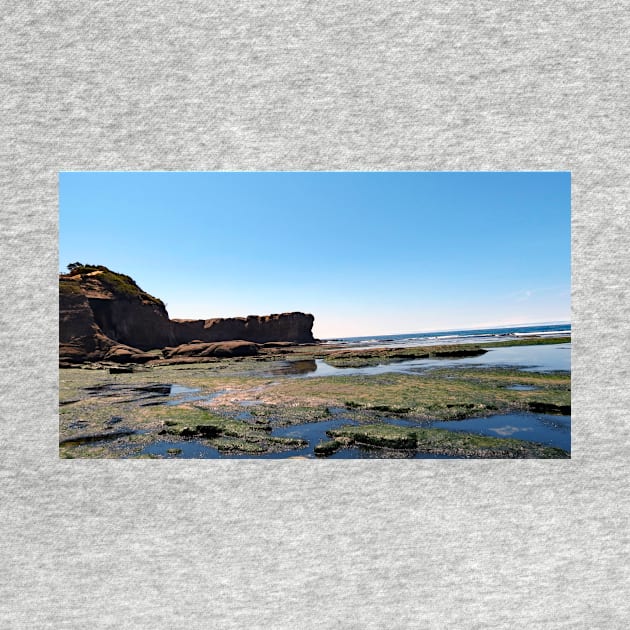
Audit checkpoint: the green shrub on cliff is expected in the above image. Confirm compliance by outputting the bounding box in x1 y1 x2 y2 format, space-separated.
98 269 163 306
66 263 104 275
63 263 164 307
59 278 83 295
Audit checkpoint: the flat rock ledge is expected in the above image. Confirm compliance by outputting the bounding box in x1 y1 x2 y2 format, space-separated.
162 340 259 359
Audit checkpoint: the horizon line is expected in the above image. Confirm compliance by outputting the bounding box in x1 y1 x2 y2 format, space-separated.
322 321 571 340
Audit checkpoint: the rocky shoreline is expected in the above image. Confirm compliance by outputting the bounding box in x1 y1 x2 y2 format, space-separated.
59 338 571 459
59 264 570 459
60 264 315 366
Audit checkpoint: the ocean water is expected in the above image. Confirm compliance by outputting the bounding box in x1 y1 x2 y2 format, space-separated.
323 323 571 349
128 323 572 459
303 343 571 376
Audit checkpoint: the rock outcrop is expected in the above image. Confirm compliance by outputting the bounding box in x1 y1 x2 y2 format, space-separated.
171 313 315 346
59 278 117 364
59 264 315 365
163 340 259 359
103 345 159 364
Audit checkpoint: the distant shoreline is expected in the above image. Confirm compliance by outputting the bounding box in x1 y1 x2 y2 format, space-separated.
322 323 571 349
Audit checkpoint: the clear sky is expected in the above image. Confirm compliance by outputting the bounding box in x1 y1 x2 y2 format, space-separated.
59 172 571 339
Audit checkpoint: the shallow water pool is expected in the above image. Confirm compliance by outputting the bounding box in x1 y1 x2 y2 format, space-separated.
135 410 570 459
302 343 571 377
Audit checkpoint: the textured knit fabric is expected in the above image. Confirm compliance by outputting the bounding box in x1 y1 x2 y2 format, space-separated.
1 2 628 628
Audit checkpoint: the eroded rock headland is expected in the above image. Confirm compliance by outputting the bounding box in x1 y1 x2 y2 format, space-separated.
60 264 315 365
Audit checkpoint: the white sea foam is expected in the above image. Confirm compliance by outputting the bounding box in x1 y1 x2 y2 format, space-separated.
324 324 570 349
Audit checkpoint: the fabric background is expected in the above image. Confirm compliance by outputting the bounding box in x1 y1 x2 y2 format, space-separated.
1 2 628 628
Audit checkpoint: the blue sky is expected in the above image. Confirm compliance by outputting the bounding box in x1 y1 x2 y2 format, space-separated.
59 172 571 338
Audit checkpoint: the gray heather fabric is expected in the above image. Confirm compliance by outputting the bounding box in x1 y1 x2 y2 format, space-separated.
1 2 628 628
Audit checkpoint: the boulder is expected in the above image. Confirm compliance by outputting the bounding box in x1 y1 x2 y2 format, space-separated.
163 340 259 359
103 344 157 364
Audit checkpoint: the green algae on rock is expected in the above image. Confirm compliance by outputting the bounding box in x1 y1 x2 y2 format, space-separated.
324 344 488 368
327 424 569 459
59 339 570 458
314 440 344 457
263 369 570 421
323 336 570 368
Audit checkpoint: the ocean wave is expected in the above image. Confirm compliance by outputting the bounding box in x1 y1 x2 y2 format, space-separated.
513 330 570 337
324 324 570 346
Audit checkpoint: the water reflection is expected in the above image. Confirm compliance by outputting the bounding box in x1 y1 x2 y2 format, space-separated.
429 412 571 452
82 382 218 406
301 343 571 378
268 359 317 375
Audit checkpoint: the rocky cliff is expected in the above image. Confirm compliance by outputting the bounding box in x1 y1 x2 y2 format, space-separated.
59 265 316 364
59 277 118 362
172 313 315 345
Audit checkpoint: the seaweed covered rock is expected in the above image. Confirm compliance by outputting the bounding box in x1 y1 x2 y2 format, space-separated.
314 439 343 457
327 424 570 458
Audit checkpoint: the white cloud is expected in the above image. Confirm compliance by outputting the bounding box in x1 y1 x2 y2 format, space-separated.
489 425 533 437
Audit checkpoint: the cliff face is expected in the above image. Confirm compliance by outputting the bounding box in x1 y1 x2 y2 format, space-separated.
172 313 316 345
87 297 176 350
59 278 118 362
59 265 315 363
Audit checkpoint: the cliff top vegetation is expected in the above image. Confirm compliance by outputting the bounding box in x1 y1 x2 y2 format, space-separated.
60 263 164 306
